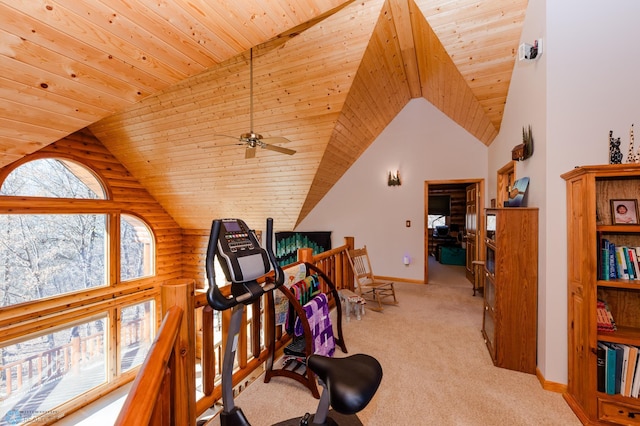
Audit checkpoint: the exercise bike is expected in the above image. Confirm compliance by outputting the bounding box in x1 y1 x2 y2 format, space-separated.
205 218 383 426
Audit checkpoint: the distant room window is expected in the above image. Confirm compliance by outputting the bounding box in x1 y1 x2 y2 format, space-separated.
0 158 106 199
120 215 155 281
427 215 446 229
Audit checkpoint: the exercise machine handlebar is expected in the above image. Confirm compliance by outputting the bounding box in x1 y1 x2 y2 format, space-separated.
206 217 283 311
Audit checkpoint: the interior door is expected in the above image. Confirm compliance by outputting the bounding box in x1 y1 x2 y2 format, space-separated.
464 182 484 294
465 184 477 284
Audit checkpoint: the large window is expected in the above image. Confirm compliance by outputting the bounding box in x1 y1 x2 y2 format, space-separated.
0 157 158 421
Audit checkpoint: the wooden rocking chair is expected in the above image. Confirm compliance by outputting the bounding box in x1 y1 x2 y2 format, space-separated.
347 246 398 312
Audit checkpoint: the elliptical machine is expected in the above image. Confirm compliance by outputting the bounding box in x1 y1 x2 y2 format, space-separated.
205 218 382 426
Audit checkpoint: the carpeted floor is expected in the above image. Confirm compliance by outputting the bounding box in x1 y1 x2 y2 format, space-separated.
204 259 581 426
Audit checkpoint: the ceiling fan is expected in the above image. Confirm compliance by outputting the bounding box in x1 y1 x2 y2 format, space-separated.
216 48 296 159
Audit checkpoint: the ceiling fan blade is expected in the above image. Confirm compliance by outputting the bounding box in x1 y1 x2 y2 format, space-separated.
245 146 256 159
261 136 291 144
213 133 242 141
262 143 296 155
201 141 245 149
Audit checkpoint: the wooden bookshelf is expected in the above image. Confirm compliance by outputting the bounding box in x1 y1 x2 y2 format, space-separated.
562 164 640 425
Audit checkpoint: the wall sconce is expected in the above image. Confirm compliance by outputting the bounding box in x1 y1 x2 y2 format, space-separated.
388 170 401 186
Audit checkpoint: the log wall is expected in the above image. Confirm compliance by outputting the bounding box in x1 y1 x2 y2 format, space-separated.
0 128 186 421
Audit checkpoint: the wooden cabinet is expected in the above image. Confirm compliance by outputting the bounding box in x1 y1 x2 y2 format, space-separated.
562 164 640 425
482 207 538 374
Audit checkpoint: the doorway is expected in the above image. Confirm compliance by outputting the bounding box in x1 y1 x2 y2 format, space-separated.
424 179 484 286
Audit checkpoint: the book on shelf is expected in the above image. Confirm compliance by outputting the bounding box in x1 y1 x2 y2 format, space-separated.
611 344 625 395
597 299 617 332
597 342 607 392
600 239 627 280
630 248 640 279
605 241 640 281
599 341 640 398
624 346 639 397
616 247 630 279
632 354 640 398
610 242 619 279
605 343 618 395
601 247 610 280
624 247 636 279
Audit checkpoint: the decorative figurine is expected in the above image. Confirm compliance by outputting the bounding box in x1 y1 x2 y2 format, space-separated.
511 125 534 161
634 124 640 163
627 124 638 163
609 130 623 164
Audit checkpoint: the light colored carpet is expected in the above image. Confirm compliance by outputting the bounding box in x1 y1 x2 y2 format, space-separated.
206 259 581 426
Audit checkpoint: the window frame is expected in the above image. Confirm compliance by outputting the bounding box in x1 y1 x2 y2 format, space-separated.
0 155 160 418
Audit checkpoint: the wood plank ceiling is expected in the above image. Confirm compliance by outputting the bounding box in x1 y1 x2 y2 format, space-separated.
0 0 527 231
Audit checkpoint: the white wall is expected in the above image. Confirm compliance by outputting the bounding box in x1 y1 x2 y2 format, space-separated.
297 98 488 281
489 0 553 383
300 0 640 386
490 0 640 385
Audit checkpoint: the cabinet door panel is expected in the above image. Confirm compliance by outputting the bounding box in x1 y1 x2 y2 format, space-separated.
483 306 496 361
484 275 496 310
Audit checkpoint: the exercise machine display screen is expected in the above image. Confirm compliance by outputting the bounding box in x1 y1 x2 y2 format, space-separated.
217 218 270 283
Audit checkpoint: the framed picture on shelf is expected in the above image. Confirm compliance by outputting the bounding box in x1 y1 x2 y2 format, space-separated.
610 199 639 224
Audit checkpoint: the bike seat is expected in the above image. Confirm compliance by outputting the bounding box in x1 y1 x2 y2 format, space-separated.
307 353 382 415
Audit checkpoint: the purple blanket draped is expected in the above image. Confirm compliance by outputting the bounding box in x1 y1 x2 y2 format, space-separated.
294 293 335 357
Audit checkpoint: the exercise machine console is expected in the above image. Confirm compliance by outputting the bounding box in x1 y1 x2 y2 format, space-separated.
205 218 382 426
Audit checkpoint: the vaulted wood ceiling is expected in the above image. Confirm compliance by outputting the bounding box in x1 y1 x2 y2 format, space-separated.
0 0 527 231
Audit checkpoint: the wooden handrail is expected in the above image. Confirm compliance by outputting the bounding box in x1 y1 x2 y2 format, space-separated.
115 305 183 426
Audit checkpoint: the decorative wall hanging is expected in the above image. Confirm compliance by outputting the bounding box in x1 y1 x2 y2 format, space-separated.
275 231 331 266
511 125 534 161
609 130 623 164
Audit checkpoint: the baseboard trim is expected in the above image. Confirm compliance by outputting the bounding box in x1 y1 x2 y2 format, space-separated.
377 276 424 285
536 367 568 394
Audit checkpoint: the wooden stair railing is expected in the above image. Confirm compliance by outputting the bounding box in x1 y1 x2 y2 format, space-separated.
115 238 356 425
115 279 195 426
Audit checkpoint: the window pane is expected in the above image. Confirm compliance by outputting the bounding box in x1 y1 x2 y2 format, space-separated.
0 317 107 423
427 215 446 228
0 214 107 307
120 300 155 372
120 215 154 281
0 158 105 199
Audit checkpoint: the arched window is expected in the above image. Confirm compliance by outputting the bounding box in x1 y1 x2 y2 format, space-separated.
0 158 109 307
0 156 157 418
0 158 106 199
121 214 155 281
